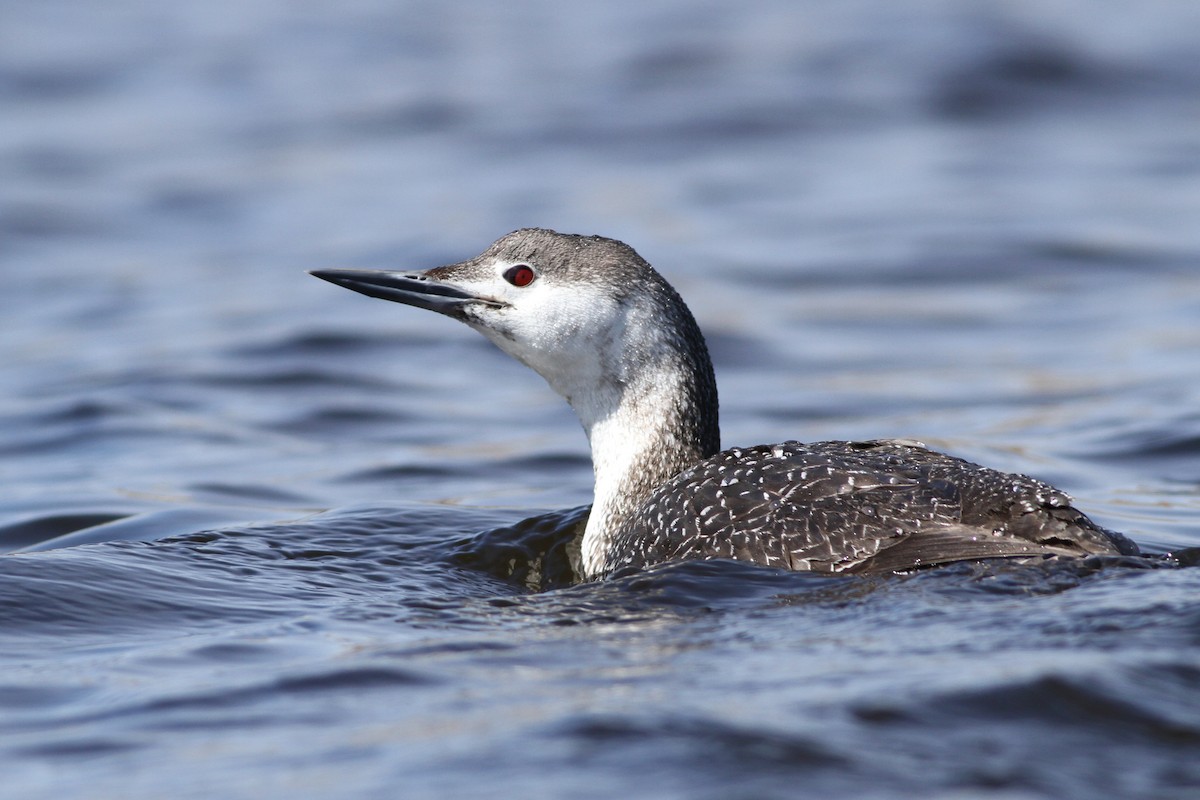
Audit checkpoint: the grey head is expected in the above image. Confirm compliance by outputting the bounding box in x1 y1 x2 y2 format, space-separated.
310 228 720 456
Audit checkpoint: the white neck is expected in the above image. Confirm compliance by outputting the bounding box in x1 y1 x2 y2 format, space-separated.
574 363 703 579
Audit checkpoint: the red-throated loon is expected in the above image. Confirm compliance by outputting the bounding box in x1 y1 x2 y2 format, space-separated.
310 228 1138 580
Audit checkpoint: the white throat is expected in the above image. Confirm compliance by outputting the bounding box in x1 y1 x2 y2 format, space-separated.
574 361 699 579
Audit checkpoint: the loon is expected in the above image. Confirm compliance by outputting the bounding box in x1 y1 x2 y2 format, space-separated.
311 228 1138 580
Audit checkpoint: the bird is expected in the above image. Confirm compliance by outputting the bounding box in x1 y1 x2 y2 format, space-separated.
310 228 1138 581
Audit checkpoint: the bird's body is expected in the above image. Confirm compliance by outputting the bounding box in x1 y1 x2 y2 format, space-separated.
608 438 1127 576
311 228 1137 580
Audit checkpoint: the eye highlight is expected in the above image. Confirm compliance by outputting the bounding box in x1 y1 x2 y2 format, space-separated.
503 264 536 287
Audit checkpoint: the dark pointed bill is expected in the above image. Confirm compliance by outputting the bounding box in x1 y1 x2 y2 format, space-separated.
308 268 505 316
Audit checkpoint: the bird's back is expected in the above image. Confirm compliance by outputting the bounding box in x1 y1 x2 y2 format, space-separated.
604 439 1137 576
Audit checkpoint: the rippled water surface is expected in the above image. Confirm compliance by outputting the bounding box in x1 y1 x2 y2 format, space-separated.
4 2 1200 798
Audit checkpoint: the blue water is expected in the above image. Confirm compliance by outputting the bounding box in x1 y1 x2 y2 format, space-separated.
4 1 1200 798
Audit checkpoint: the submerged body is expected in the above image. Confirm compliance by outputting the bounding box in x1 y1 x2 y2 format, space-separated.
311 228 1137 580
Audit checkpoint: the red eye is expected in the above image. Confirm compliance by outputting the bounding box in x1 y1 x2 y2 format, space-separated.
503 264 536 287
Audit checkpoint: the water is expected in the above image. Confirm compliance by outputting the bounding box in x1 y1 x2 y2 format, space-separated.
3 1 1200 797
